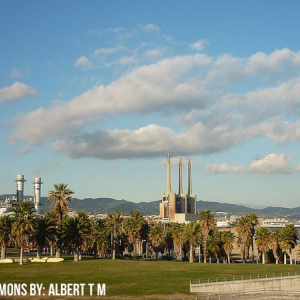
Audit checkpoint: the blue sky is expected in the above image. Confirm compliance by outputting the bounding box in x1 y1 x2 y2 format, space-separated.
1 1 300 207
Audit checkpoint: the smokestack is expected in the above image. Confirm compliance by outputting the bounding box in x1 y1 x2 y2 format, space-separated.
178 156 183 195
33 177 43 214
167 154 171 193
15 175 26 202
188 159 192 195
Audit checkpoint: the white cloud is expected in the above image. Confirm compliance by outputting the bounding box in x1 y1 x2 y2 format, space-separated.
205 154 293 175
249 154 292 174
144 49 163 58
205 163 244 174
118 56 136 65
11 69 23 79
140 23 160 33
190 39 209 51
92 46 124 56
0 82 37 104
74 56 94 70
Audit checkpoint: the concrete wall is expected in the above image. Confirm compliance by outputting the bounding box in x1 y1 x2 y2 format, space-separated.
190 275 300 295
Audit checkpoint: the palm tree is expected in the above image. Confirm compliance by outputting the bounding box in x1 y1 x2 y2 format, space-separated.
62 215 91 261
279 224 297 265
170 222 184 261
0 215 13 260
221 230 235 264
206 232 222 263
246 214 258 262
269 229 281 264
124 211 143 256
183 222 202 263
148 223 163 259
31 215 56 259
255 227 270 264
236 216 252 263
140 219 149 257
48 183 74 258
76 212 91 259
161 226 173 258
106 211 124 260
90 217 106 258
96 225 111 258
11 202 35 265
198 210 216 263
44 211 58 256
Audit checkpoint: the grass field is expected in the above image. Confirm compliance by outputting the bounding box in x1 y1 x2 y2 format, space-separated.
1 258 300 299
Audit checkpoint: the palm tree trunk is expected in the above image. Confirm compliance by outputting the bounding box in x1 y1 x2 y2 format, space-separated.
37 244 42 259
204 239 207 263
133 237 136 256
20 245 23 265
251 234 255 262
228 254 231 264
290 250 293 265
189 243 193 263
93 243 97 258
262 252 265 264
284 252 287 264
56 210 63 258
1 245 6 260
74 247 79 261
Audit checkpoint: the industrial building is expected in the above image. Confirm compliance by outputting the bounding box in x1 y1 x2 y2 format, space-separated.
160 154 198 222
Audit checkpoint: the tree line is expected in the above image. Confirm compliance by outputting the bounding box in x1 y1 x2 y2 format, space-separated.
0 184 298 265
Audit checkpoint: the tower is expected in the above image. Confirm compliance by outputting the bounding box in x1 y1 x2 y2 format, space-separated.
33 177 43 214
187 158 197 214
178 156 183 195
15 175 26 202
188 158 192 195
167 153 171 193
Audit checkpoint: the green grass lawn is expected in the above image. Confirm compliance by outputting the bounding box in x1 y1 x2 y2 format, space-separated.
0 258 300 299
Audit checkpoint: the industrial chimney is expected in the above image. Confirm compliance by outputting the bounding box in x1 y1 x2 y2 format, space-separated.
33 177 43 214
15 175 26 202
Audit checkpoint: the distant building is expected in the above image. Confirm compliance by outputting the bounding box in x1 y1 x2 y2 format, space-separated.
160 154 197 222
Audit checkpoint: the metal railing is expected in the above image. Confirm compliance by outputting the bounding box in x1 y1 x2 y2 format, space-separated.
190 272 300 284
199 290 300 299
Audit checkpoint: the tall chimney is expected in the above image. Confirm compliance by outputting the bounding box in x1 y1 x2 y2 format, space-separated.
188 158 192 195
178 156 183 195
15 175 26 202
33 177 43 214
167 154 171 193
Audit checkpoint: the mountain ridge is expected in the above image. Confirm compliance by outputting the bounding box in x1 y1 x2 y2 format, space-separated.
1 194 300 218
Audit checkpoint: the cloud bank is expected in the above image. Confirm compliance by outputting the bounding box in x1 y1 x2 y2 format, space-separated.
9 47 300 160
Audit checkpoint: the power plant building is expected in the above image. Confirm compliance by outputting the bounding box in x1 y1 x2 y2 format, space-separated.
160 154 198 222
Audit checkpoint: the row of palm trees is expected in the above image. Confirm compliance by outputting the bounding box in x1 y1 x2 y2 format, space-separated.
236 214 298 264
0 183 298 265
